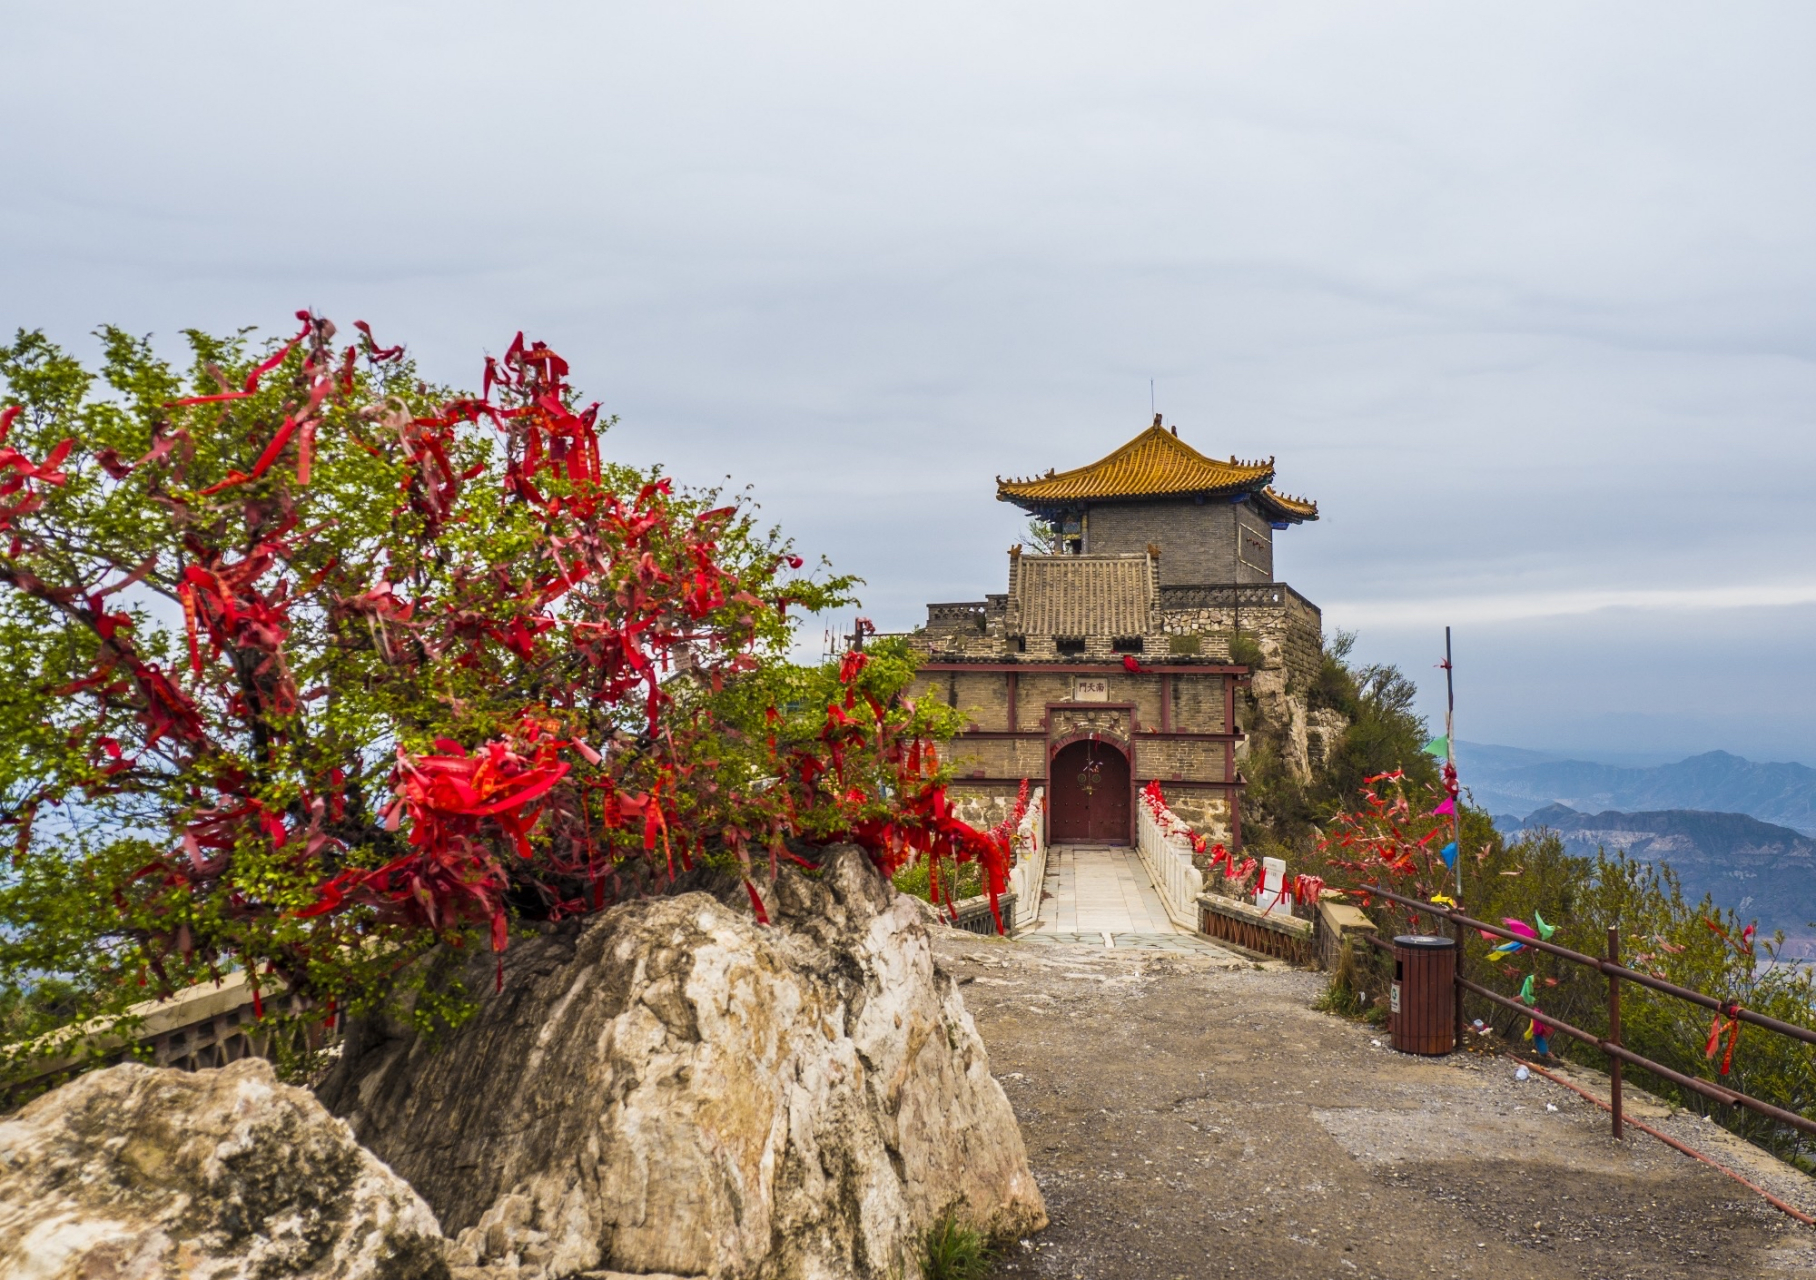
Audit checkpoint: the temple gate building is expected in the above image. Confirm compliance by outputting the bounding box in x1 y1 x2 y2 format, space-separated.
909 416 1325 849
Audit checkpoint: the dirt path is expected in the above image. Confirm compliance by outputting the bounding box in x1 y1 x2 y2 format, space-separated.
935 932 1816 1280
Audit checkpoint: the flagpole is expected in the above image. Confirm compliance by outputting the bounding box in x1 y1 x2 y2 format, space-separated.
1446 625 1460 899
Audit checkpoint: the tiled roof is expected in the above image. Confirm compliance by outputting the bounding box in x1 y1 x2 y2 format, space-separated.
1009 554 1156 637
996 421 1318 521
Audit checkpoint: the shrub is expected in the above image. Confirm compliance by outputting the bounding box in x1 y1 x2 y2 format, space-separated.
1305 792 1816 1169
895 857 983 905
922 1210 992 1280
1226 630 1265 670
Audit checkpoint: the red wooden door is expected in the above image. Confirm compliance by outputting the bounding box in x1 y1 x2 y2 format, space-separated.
1049 739 1132 844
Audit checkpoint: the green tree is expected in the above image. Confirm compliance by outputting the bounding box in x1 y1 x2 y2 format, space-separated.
1244 630 1440 857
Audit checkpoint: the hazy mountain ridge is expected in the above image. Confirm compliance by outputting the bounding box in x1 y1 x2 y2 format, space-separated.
1459 744 1816 835
1496 803 1816 949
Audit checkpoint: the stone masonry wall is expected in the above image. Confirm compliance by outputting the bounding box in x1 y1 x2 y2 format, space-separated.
1160 592 1322 692
945 784 1026 832
1158 787 1233 846
1132 737 1230 781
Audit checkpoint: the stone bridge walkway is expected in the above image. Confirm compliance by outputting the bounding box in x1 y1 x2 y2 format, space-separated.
1019 844 1234 954
937 933 1816 1279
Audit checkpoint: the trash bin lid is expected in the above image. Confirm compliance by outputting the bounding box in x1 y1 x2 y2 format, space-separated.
1394 934 1456 949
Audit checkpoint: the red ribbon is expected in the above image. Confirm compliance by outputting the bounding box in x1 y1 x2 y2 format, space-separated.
1705 1002 1741 1075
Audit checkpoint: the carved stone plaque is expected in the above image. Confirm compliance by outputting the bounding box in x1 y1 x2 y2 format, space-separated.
1074 677 1109 702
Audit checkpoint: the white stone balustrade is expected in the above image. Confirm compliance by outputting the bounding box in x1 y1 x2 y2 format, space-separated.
1135 791 1204 932
1007 788 1047 929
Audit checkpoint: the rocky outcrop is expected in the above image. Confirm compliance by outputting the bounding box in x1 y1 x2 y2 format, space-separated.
0 1056 447 1280
317 846 1045 1280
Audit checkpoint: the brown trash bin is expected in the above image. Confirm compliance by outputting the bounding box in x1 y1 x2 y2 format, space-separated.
1390 934 1457 1055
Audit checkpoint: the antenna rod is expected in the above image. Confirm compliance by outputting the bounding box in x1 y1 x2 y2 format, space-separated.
1446 625 1459 897
1150 378 1155 416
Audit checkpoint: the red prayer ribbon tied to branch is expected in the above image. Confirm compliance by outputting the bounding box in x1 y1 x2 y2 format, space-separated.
4 312 1021 1009
1318 770 1456 913
0 404 73 535
299 721 572 962
1697 919 1755 1075
785 649 1013 933
987 778 1032 853
1705 1001 1742 1076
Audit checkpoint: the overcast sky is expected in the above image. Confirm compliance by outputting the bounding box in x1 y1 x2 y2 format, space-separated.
5 3 1816 763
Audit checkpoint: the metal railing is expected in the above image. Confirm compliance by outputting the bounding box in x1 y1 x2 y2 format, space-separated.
1363 882 1816 1141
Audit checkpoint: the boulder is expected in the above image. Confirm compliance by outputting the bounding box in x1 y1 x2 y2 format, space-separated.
317 846 1045 1279
0 1056 447 1280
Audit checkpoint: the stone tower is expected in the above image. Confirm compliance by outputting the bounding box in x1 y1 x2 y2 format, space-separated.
906 417 1326 851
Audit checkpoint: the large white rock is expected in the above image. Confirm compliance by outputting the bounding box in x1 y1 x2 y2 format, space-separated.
319 846 1046 1280
0 1057 448 1280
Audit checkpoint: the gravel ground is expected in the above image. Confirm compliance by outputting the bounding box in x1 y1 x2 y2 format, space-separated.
934 933 1816 1280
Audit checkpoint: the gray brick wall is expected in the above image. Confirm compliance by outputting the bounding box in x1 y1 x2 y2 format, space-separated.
950 670 1009 730
940 737 1048 779
1132 737 1231 780
1235 503 1274 583
1172 674 1228 734
1083 500 1242 584
1080 496 1290 587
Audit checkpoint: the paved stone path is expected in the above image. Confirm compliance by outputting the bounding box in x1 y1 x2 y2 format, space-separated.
1020 844 1235 954
935 934 1816 1279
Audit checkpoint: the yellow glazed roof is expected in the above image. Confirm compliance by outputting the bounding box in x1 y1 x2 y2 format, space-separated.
996 421 1318 520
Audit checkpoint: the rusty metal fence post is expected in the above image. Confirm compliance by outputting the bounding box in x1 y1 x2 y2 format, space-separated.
1453 916 1466 1050
1608 925 1623 1140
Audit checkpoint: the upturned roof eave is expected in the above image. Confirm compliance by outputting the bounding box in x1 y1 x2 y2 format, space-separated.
995 479 1266 510
1251 487 1320 523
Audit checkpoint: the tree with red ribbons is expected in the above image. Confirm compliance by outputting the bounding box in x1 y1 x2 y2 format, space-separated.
0 315 1003 1046
1315 768 1458 925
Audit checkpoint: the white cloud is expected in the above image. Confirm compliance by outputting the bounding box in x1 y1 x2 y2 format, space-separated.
4 2 1816 758
1329 582 1816 630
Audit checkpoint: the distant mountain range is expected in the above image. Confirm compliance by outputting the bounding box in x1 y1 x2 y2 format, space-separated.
1494 804 1816 952
1458 742 1816 836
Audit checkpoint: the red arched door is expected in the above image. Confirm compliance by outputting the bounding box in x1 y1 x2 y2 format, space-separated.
1049 738 1132 844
